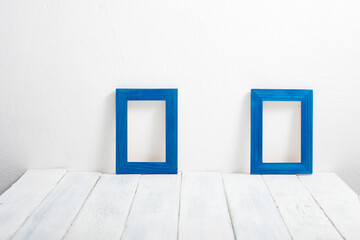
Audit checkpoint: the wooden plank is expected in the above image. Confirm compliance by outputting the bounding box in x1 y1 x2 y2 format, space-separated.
0 169 66 240
12 172 101 240
263 175 342 240
63 174 140 240
222 174 291 240
178 173 235 240
299 173 360 239
121 174 181 240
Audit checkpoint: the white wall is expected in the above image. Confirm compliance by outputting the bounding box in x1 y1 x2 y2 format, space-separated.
1 0 360 194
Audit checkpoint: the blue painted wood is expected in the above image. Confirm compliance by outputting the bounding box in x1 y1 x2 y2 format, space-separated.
116 89 178 174
251 89 313 174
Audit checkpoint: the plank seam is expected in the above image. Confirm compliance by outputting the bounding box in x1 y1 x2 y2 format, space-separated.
297 175 345 240
261 175 294 240
119 175 142 240
221 173 237 240
9 170 68 240
61 174 102 240
176 172 183 240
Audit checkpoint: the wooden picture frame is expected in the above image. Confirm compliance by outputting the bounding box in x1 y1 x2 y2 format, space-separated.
251 89 313 174
116 89 178 174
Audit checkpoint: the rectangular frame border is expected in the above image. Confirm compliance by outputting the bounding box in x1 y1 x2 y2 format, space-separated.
251 89 313 174
116 88 178 174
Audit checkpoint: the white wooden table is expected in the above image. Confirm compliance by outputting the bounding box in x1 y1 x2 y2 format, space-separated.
0 170 359 240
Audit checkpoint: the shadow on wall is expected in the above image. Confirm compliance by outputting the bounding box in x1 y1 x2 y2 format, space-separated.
232 92 250 173
95 92 116 173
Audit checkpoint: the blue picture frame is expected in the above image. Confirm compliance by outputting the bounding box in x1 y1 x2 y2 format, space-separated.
116 89 178 174
251 89 313 174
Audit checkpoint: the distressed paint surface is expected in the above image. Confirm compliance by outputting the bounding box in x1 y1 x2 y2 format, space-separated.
222 174 291 240
299 173 360 239
178 173 235 240
0 170 357 239
121 175 181 240
0 169 66 240
64 174 140 240
12 172 101 240
263 175 342 240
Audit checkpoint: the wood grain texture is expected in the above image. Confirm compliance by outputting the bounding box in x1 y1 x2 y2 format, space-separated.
2 170 359 240
121 174 181 240
222 174 291 240
251 89 313 174
178 173 235 240
0 169 66 240
11 172 101 240
263 175 342 240
64 174 140 240
116 89 178 174
299 173 360 239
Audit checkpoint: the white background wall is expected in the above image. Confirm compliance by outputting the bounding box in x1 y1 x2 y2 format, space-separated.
1 0 360 194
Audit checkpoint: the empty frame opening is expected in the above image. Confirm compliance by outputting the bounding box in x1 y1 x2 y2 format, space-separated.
263 101 301 163
127 101 166 162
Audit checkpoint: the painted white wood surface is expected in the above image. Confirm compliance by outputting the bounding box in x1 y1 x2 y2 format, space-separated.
1 170 360 240
121 174 181 240
0 169 66 240
64 174 140 240
222 174 291 240
263 175 342 240
12 172 101 240
178 173 235 240
299 173 360 239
